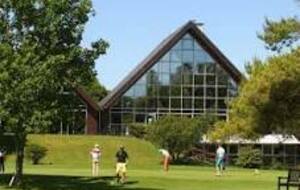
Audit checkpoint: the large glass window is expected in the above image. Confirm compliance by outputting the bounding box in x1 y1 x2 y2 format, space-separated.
182 74 193 85
182 39 194 50
158 98 169 108
183 87 193 96
134 84 146 97
108 32 239 134
195 75 204 85
195 99 204 109
170 61 181 74
170 50 181 62
171 98 181 108
122 96 134 108
111 112 121 124
206 75 216 86
160 62 170 73
183 98 192 109
147 98 157 108
160 74 170 85
171 86 181 96
195 87 204 97
182 50 194 64
146 85 158 97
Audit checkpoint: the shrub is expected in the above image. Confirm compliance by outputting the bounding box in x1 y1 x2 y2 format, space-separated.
128 123 147 138
146 115 203 162
235 146 263 168
25 144 48 165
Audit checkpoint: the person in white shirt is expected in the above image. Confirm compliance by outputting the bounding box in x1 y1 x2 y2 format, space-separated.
159 149 171 172
215 144 225 176
90 144 101 176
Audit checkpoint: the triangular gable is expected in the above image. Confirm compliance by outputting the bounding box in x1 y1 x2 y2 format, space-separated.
99 20 243 109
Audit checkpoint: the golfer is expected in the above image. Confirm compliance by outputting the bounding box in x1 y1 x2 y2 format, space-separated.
90 144 101 176
115 146 129 184
159 149 171 172
215 144 225 176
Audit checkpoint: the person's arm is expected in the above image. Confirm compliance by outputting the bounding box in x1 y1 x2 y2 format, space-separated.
115 152 119 162
125 152 129 163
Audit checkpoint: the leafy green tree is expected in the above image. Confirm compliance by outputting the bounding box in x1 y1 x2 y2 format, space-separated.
147 115 210 161
212 48 300 139
83 76 107 102
0 0 108 185
258 0 300 52
212 1 300 140
258 17 300 52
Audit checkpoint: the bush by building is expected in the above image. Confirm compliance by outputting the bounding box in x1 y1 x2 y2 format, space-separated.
128 123 147 138
146 115 208 162
25 144 48 165
235 146 263 168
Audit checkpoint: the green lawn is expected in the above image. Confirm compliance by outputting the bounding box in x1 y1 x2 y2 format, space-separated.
0 135 285 190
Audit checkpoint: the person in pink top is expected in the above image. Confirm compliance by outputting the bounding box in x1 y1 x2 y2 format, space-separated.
90 144 101 176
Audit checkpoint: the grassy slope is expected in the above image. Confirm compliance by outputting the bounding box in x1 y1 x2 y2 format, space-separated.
25 135 161 169
1 135 284 190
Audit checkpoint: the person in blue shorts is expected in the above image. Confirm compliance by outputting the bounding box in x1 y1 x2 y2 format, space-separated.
215 144 225 176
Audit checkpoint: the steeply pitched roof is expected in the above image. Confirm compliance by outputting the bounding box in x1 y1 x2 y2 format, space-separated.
99 20 243 109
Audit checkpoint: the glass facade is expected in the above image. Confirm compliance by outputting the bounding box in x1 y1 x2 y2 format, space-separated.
107 33 238 134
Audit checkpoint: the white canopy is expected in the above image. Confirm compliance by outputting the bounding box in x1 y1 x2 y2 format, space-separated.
202 134 300 144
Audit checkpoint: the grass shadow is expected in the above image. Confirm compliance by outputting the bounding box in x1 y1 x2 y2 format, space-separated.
0 174 162 190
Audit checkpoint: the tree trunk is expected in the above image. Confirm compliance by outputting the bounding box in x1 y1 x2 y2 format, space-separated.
11 133 26 186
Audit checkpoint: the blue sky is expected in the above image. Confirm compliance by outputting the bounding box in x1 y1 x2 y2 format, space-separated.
82 0 299 90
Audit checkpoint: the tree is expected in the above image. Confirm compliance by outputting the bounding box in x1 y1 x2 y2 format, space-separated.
212 48 300 139
258 0 300 52
83 76 107 102
146 115 211 161
212 1 300 140
258 17 300 52
0 0 108 185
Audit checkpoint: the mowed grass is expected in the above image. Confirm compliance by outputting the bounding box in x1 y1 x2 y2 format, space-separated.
0 135 285 190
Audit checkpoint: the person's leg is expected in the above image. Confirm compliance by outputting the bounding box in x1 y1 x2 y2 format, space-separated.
216 159 220 176
92 162 94 176
167 157 170 171
116 163 121 183
95 162 99 176
220 160 224 174
166 157 170 171
121 164 127 183
93 161 97 176
163 157 168 171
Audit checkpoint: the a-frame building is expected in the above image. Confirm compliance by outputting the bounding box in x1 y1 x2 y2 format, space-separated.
99 20 243 134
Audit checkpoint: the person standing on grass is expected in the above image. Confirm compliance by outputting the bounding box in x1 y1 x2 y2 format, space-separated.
159 149 171 172
115 146 129 184
0 147 5 174
90 144 101 176
215 144 225 176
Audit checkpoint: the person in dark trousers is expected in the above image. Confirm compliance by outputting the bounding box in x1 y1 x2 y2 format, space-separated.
0 147 5 174
115 146 129 184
